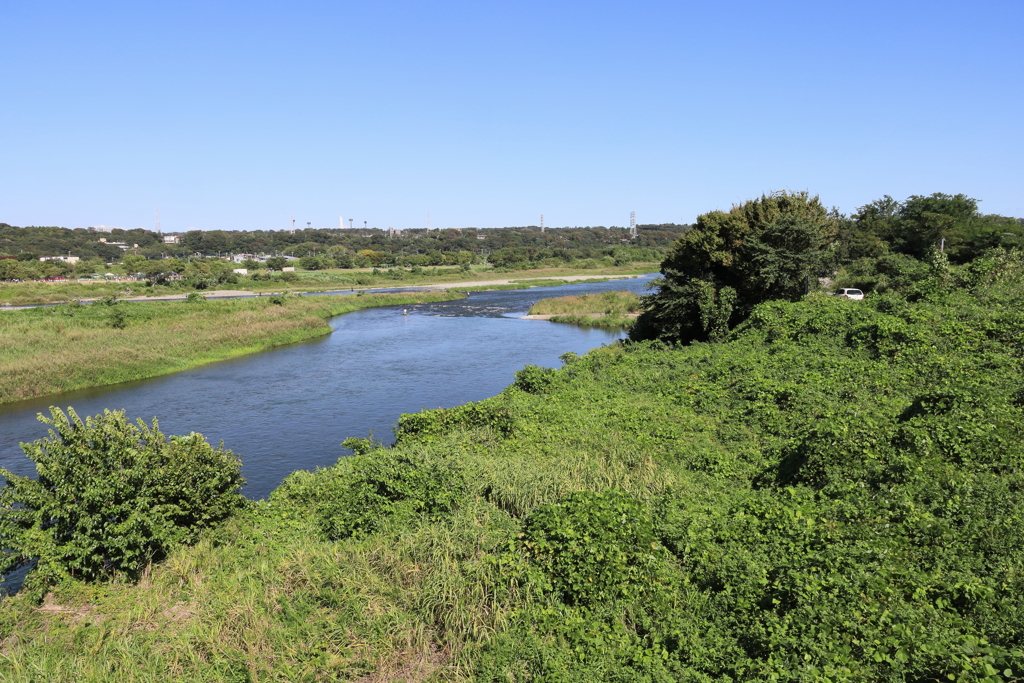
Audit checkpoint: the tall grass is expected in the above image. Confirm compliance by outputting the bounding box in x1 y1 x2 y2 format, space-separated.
527 289 640 328
0 292 462 404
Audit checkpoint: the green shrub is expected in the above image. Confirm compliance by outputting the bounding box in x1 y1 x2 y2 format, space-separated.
519 489 663 605
512 364 558 394
109 305 129 329
0 408 246 588
394 401 514 443
184 291 206 304
308 451 467 540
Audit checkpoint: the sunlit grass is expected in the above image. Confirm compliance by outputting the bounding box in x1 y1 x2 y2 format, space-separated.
0 291 462 404
527 289 641 328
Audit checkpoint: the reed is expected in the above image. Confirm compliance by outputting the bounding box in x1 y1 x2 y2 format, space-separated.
527 289 641 328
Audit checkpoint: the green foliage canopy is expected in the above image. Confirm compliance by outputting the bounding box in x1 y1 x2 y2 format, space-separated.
632 191 840 344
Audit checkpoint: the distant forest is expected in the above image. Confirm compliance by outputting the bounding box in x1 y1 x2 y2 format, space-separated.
0 223 684 268
3 193 1022 274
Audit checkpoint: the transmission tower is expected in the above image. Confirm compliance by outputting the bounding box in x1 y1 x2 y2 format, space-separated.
629 211 637 238
155 206 161 234
540 214 545 233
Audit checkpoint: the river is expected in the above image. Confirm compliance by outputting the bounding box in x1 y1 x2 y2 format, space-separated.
0 275 656 500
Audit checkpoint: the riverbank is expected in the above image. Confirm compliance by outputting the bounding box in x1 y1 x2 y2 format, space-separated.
0 291 463 404
524 289 641 328
3 265 1023 679
0 264 657 306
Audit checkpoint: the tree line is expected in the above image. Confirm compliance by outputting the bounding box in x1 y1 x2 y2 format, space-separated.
631 191 1024 344
0 223 685 270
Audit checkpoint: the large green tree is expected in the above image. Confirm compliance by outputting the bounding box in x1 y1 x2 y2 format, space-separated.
631 191 839 344
846 192 1024 263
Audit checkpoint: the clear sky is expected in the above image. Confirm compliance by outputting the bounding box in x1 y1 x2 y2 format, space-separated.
2 0 1021 232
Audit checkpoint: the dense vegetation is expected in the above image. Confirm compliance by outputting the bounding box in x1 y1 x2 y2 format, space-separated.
0 408 247 586
0 291 463 403
632 191 1023 344
0 223 681 276
1 239 1023 680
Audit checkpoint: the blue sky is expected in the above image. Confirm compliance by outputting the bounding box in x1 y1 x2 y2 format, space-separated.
1 0 1021 232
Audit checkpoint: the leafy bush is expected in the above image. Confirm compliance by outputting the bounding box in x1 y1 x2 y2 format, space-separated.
311 450 464 540
394 401 514 443
184 291 206 304
109 305 129 329
519 489 663 606
0 408 246 588
512 364 558 394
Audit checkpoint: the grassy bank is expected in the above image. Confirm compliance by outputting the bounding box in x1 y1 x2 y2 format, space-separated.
527 289 640 327
2 255 1023 681
0 264 657 306
0 291 463 404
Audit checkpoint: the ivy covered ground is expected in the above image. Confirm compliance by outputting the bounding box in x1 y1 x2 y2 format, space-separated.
1 252 1023 681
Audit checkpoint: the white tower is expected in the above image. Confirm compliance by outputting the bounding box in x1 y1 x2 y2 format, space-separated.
630 211 637 238
541 214 545 233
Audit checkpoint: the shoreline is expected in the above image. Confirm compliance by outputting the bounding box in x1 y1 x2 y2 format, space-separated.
0 291 464 405
0 273 652 311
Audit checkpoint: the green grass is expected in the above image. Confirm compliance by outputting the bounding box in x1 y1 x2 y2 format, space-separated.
527 289 641 328
2 254 1023 681
0 291 463 404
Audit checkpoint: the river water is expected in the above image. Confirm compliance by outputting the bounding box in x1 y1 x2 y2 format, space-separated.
0 275 656 500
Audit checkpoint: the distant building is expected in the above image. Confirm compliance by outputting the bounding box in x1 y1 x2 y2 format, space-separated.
90 225 117 233
97 238 133 251
232 268 248 275
40 256 80 264
281 266 296 272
